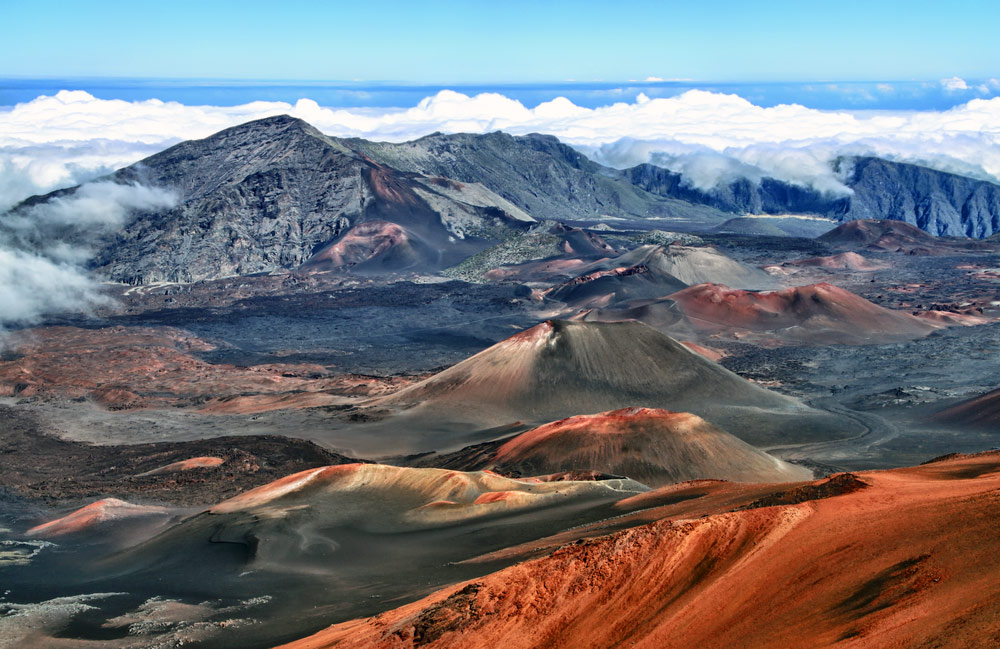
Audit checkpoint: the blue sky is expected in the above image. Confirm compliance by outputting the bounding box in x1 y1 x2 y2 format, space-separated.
3 0 998 83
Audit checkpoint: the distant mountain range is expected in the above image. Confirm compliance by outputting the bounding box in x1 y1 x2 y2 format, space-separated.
11 115 1000 283
626 156 1000 237
356 131 1000 238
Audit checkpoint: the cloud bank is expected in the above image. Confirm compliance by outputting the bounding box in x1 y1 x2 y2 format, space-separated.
0 182 177 332
3 89 1000 209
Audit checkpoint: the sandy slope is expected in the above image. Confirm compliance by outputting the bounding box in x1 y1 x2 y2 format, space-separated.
666 282 939 344
485 408 811 486
375 319 850 446
280 451 1000 649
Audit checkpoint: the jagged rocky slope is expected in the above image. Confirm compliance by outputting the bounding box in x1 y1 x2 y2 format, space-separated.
346 131 729 225
628 156 1000 237
17 116 537 283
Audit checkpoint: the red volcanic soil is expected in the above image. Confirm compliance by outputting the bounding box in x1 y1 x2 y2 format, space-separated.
667 282 939 344
27 498 169 538
0 326 409 411
679 341 725 361
137 456 225 477
278 451 1000 649
486 408 810 486
305 220 415 269
785 252 889 271
818 219 994 254
933 388 1000 428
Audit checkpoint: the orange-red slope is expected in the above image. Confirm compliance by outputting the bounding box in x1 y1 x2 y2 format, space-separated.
487 408 810 486
668 282 938 344
27 498 170 538
278 452 1000 649
0 326 407 412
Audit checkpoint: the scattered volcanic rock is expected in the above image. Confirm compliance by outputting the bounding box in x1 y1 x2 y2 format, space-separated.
0 325 398 410
0 406 363 506
375 319 854 446
281 451 1000 649
932 388 1000 429
914 309 989 327
679 341 726 362
445 222 618 283
478 408 811 486
664 282 940 345
546 264 686 309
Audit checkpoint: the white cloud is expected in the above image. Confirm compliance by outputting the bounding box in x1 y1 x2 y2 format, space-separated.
941 76 969 92
3 88 1000 207
0 182 177 331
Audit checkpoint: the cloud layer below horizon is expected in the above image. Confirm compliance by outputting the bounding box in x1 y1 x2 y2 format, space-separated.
4 88 1000 209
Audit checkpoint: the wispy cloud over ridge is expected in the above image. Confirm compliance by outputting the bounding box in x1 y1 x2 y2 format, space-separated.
3 88 1000 208
0 182 177 332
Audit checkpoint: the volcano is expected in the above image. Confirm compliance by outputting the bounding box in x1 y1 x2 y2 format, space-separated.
585 244 774 290
376 320 855 446
665 282 939 345
483 408 811 486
